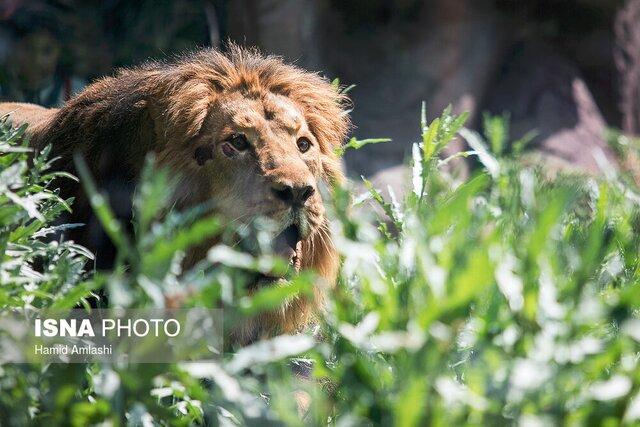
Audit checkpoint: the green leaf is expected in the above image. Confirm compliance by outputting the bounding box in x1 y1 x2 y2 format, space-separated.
336 137 391 157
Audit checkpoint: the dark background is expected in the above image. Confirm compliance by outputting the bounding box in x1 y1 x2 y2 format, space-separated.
1 0 638 187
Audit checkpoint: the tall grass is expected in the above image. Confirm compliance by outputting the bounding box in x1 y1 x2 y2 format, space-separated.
0 107 639 425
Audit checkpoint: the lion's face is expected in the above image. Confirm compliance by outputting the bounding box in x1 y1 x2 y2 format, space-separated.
175 90 329 269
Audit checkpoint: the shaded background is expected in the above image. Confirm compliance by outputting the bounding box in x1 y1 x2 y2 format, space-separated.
1 0 638 188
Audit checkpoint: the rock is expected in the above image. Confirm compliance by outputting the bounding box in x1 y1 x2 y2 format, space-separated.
319 0 507 180
483 43 618 174
226 2 619 182
366 164 412 200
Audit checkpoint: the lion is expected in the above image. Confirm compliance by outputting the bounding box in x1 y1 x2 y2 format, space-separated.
0 45 351 345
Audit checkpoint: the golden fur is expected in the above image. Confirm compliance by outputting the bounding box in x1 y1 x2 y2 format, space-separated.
0 45 350 345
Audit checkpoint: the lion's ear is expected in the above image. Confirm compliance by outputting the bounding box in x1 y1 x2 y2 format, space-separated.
150 80 215 145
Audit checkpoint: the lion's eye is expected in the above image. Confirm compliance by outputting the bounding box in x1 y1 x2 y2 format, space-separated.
194 145 214 166
229 134 249 151
297 137 311 153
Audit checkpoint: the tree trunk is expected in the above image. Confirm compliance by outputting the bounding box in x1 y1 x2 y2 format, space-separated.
615 0 640 135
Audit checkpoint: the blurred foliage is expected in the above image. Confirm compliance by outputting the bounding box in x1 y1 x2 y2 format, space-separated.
1 107 640 425
0 0 209 105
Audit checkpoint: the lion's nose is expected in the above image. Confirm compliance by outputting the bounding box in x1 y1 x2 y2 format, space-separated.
271 182 315 206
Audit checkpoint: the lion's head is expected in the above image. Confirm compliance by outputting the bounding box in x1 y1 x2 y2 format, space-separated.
153 48 348 265
152 48 350 342
33 46 350 344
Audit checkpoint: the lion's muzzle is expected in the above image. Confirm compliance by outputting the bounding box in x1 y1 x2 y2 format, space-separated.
270 182 315 206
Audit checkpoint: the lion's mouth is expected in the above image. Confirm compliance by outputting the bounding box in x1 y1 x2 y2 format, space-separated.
273 224 301 265
256 224 303 285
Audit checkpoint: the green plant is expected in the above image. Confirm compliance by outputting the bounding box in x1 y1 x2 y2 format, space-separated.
0 117 93 308
0 108 639 426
